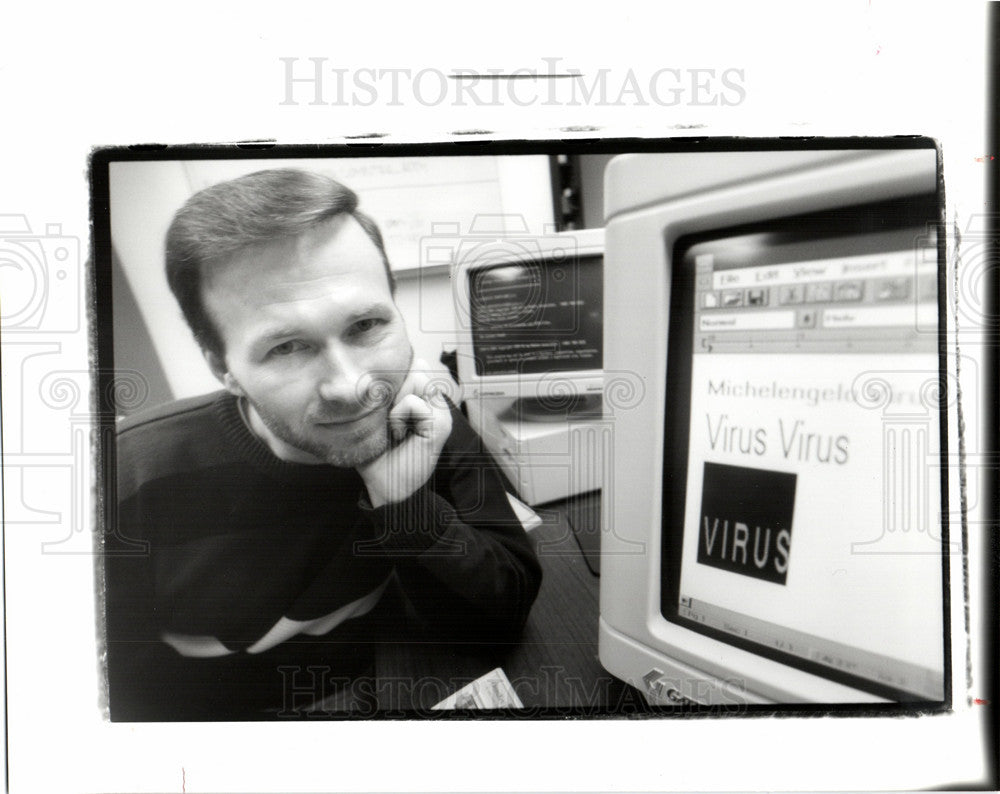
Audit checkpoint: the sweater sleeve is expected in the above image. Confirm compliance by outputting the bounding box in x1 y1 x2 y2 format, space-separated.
359 406 542 644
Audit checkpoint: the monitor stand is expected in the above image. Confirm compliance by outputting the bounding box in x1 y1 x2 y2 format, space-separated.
510 394 604 422
467 395 606 506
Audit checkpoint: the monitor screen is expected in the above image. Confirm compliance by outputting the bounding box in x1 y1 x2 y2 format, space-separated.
468 254 603 377
661 194 946 702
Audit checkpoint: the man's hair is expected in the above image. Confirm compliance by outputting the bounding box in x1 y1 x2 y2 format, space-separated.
165 168 395 359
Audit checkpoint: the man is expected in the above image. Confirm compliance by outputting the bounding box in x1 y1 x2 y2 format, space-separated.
105 169 542 720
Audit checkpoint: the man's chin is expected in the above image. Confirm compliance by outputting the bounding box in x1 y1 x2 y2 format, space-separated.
246 398 391 468
317 424 390 468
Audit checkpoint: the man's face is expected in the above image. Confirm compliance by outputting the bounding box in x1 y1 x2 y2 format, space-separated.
202 215 412 467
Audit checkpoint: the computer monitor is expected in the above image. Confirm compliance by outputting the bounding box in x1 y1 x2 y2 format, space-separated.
452 224 605 419
599 148 949 705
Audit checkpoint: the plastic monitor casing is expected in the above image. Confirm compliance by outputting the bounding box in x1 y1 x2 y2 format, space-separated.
598 149 940 705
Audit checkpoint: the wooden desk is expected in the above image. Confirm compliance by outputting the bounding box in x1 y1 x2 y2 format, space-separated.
372 493 645 713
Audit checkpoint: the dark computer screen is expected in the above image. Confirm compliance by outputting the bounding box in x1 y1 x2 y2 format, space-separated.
468 254 603 376
660 194 947 702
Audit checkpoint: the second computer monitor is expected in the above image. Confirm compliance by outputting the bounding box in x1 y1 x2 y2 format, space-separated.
454 227 605 419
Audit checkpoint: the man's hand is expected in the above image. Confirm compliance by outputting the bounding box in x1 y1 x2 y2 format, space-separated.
357 360 453 508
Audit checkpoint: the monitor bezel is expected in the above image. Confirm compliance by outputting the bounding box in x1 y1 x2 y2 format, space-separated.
659 193 948 703
598 146 952 707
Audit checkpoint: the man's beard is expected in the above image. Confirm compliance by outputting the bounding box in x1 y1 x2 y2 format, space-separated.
247 397 391 468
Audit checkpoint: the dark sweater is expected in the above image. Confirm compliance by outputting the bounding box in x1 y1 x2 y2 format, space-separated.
104 391 541 720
